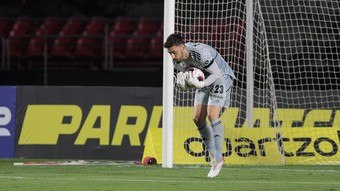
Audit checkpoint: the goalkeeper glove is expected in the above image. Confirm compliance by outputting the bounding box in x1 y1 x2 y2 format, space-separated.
187 72 205 89
176 71 188 90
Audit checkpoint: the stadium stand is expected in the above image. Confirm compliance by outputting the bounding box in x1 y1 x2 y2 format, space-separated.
8 17 32 58
0 17 12 37
124 33 151 60
107 29 127 61
147 37 163 60
27 17 61 58
112 16 136 34
134 17 159 35
50 17 85 58
74 17 106 59
2 16 163 69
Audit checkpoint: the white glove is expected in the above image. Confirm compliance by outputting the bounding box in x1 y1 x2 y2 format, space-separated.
176 71 188 90
187 71 205 89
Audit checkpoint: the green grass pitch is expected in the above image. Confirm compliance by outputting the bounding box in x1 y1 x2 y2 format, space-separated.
0 159 339 191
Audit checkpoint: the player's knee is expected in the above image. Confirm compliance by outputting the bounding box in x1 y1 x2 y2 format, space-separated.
192 115 204 127
207 113 219 123
192 115 200 125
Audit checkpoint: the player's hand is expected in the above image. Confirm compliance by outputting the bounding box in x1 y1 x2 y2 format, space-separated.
187 71 205 89
176 71 188 90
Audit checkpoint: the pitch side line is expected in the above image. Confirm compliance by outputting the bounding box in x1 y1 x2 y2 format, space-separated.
0 175 340 185
180 166 340 173
226 167 340 173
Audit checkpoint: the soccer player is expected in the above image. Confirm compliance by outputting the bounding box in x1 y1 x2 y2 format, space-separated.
164 33 236 178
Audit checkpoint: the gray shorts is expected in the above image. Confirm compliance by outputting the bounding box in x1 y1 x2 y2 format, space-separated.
194 75 233 108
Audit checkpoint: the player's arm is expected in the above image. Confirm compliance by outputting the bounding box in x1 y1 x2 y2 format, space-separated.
187 47 222 88
201 61 222 86
187 61 222 88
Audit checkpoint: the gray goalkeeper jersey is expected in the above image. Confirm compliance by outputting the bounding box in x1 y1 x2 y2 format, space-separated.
174 42 236 86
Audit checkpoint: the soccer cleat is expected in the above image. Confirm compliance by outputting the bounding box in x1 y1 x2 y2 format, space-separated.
207 160 223 178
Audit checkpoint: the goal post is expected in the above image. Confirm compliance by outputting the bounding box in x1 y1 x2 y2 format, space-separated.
246 0 254 129
162 0 340 166
162 0 175 168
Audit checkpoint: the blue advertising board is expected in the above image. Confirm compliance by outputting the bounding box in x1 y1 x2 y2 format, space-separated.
0 86 16 158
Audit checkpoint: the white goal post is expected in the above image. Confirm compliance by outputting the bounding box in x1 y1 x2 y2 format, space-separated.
162 0 175 168
163 0 340 167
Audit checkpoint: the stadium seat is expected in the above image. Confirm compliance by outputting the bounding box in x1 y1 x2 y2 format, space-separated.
107 30 128 60
27 37 46 58
0 18 12 37
155 21 163 37
124 33 151 60
134 17 159 35
35 17 61 36
112 17 136 34
156 30 163 37
50 37 74 58
147 37 163 60
58 17 84 36
28 17 61 57
50 17 85 58
74 38 102 58
74 17 106 58
8 17 32 58
158 21 163 33
83 17 106 35
64 17 84 28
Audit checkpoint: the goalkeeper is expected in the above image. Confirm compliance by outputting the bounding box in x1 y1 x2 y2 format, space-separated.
164 33 236 178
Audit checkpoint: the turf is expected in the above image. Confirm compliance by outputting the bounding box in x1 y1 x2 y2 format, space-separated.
0 159 339 191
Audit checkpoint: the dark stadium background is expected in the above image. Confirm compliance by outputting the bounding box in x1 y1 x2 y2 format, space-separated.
0 0 164 86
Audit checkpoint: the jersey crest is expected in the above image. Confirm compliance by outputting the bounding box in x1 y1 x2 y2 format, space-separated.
189 50 201 62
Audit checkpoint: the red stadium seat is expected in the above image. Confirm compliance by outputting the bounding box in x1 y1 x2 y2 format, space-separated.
83 17 106 35
28 17 61 57
155 21 163 38
124 34 150 60
35 17 61 36
50 17 85 58
27 37 46 57
74 38 102 58
74 17 106 58
10 17 31 35
50 37 73 58
147 37 163 60
112 17 136 34
107 30 127 60
59 17 84 36
158 21 163 32
65 17 83 27
8 17 32 58
135 17 159 35
0 18 12 37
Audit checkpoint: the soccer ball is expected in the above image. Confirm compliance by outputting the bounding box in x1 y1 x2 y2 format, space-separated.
186 67 205 81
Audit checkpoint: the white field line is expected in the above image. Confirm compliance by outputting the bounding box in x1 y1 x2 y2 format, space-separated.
225 167 340 173
11 161 340 173
181 166 340 173
0 175 339 185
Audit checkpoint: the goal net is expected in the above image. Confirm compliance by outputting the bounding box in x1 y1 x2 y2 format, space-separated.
169 0 340 165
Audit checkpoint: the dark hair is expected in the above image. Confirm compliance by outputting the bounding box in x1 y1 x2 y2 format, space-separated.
163 33 185 48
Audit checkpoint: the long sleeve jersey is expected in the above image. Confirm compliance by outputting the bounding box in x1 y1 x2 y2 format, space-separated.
173 42 236 87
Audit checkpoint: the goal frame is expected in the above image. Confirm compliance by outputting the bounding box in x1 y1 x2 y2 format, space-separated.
162 0 175 168
162 0 255 167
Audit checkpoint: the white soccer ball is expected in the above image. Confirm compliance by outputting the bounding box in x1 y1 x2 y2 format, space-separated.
187 67 205 81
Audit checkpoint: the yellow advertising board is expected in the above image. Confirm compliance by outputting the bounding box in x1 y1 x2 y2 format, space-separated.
143 107 340 165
